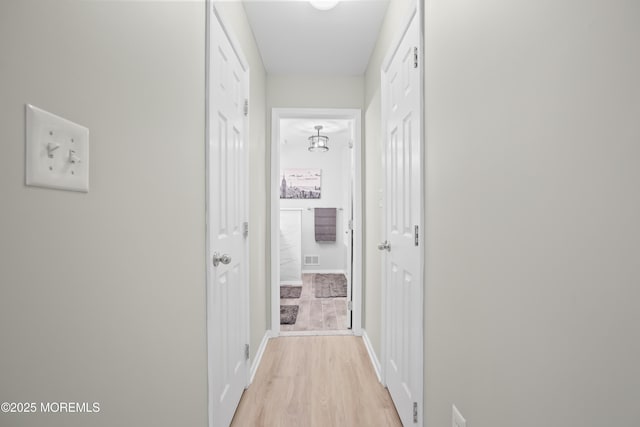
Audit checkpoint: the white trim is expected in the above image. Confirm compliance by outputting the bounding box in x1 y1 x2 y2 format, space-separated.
280 280 303 285
300 269 347 275
271 108 363 337
270 111 280 334
280 330 354 337
204 6 212 424
249 331 272 385
361 330 382 383
380 50 388 386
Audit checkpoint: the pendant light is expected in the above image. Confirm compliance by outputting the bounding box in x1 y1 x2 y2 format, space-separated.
308 125 329 152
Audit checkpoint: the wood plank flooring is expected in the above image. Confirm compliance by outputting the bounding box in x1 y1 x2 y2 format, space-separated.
230 336 402 427
280 274 349 332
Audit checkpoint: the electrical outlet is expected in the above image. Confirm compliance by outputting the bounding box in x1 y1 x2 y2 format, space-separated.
452 404 466 427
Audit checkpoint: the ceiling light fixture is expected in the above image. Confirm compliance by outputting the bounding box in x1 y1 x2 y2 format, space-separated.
308 125 329 152
309 0 339 11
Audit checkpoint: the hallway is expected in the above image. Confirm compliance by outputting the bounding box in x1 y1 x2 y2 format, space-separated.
230 336 401 426
2 1 640 426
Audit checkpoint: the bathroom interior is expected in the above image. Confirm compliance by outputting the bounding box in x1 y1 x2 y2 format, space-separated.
278 118 354 332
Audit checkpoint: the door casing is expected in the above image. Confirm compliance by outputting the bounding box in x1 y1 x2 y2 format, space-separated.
270 108 363 336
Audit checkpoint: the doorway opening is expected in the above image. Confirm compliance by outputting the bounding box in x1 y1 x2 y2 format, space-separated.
271 108 362 336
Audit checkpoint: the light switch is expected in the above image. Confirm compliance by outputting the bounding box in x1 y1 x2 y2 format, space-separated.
25 104 89 192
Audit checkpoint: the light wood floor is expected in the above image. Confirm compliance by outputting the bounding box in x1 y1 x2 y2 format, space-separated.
280 273 349 332
230 336 402 427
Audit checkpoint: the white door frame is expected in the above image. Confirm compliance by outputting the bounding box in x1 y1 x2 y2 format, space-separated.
270 108 363 336
205 3 250 426
380 1 425 423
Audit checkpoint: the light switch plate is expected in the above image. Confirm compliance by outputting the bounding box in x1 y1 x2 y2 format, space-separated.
452 404 466 427
25 104 89 192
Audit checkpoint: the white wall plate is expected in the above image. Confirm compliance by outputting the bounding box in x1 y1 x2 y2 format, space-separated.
452 404 467 427
25 104 89 192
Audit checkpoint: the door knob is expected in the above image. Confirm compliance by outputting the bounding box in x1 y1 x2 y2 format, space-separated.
212 252 232 267
377 240 391 251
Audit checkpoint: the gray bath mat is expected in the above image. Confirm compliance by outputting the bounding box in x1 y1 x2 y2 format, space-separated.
280 286 302 299
280 305 299 325
314 274 347 298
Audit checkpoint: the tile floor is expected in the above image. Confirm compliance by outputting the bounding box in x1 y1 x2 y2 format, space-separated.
280 273 349 332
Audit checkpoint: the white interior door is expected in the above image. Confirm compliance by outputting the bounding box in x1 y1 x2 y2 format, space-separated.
381 7 423 426
207 6 249 427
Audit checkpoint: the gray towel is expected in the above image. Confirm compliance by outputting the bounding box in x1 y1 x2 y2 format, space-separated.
314 208 337 242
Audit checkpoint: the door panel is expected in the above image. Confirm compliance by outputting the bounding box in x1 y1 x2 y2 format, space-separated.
382 9 423 426
207 6 249 427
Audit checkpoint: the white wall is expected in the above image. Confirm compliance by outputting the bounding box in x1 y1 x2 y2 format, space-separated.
424 0 640 425
214 0 268 365
280 131 350 273
0 1 207 426
268 75 365 110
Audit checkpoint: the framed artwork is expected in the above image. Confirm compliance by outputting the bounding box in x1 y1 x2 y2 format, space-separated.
280 169 322 199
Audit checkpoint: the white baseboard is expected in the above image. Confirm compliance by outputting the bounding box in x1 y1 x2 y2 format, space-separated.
301 269 346 275
280 280 302 285
361 329 382 384
249 330 272 384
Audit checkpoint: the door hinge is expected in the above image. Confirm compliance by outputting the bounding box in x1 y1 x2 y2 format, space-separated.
243 221 249 238
414 225 419 246
348 219 353 230
413 46 419 69
348 300 353 311
243 99 249 116
244 344 250 360
413 402 418 423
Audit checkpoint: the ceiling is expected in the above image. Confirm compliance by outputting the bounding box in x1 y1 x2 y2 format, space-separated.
243 0 390 75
